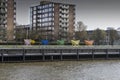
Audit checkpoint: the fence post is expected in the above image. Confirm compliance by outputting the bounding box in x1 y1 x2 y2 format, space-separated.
1 49 4 63
76 49 79 60
119 49 120 59
51 55 53 61
23 48 25 62
92 49 94 60
42 49 45 61
60 49 63 60
106 49 108 59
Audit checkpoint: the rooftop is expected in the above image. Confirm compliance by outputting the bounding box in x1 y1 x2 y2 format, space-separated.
40 1 75 6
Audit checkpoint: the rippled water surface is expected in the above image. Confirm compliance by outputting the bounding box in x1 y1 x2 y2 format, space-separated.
0 60 120 80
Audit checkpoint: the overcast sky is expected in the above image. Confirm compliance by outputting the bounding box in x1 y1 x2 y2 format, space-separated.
15 0 120 30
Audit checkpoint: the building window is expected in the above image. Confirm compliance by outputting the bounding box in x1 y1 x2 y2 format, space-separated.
37 23 41 26
33 24 36 27
49 12 54 16
33 20 36 23
38 10 41 13
44 9 49 12
38 6 42 9
33 11 36 14
44 13 48 17
33 15 36 19
34 7 36 10
49 8 52 12
40 19 42 22
49 22 52 25
49 4 52 7
45 4 48 8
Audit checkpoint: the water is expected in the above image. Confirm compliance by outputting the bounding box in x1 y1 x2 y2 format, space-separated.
0 60 120 80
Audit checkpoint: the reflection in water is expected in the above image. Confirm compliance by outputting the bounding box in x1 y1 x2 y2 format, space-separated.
0 60 120 80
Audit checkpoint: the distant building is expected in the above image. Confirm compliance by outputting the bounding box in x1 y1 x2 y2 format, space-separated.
15 25 31 41
16 25 30 31
30 1 75 41
0 0 16 41
117 27 120 36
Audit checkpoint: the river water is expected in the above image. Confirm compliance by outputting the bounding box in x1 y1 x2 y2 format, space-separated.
0 60 120 80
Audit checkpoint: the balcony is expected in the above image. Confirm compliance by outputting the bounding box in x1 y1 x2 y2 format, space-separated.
60 5 69 9
0 15 6 18
59 9 69 14
1 10 6 13
62 10 69 14
60 14 69 18
0 4 6 8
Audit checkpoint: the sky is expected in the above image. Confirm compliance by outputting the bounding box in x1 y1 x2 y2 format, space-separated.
15 0 120 30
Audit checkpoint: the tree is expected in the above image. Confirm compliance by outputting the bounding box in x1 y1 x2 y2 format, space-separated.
75 31 88 41
108 29 119 45
15 28 26 41
76 21 87 31
92 28 106 45
29 30 41 41
75 21 88 41
0 27 6 41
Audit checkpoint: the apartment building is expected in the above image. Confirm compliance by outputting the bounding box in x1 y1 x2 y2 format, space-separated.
30 1 75 41
0 0 16 41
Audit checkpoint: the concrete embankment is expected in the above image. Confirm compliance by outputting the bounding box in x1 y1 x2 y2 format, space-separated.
0 45 120 62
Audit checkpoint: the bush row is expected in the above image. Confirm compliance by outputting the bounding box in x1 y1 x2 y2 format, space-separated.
0 42 86 45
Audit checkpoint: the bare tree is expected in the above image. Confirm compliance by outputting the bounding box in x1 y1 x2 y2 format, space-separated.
76 21 87 31
75 21 88 41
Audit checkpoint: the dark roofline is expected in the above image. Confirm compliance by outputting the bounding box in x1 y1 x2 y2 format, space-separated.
30 1 75 8
40 1 75 6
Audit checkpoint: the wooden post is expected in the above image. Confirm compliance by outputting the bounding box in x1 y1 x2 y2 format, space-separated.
39 49 42 61
76 49 79 60
23 48 25 62
42 49 45 61
51 55 53 61
119 49 120 59
92 49 94 60
1 52 4 63
60 49 63 60
6 49 8 62
106 49 108 59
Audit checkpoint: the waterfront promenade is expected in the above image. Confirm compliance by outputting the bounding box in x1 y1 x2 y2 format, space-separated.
0 45 120 62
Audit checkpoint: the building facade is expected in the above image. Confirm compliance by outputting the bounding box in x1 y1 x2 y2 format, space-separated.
30 1 75 41
0 0 16 41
